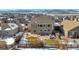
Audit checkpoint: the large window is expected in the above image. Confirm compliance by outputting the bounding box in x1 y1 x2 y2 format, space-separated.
38 24 43 27
38 24 51 27
69 31 79 39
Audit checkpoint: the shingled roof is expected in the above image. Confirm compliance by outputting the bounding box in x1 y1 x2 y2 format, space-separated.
61 20 79 36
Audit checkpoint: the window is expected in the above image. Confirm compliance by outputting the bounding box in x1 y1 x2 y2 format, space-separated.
40 30 42 31
44 30 46 31
38 24 46 27
38 24 43 27
6 32 8 34
34 30 36 32
25 24 27 26
48 24 50 27
43 25 45 27
38 24 39 26
48 29 50 31
4 20 7 23
40 25 42 27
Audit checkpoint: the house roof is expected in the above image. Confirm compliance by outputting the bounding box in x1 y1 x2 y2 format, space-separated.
61 20 79 31
31 15 53 24
8 23 18 30
0 23 18 31
61 20 79 36
5 28 11 31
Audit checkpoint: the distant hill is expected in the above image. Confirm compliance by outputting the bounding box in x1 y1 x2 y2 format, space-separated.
0 9 79 13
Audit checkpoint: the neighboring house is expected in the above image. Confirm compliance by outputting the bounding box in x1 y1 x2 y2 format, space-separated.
0 22 19 37
68 26 79 38
61 20 79 38
31 15 54 35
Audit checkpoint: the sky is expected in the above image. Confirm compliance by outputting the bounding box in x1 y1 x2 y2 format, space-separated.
0 0 78 9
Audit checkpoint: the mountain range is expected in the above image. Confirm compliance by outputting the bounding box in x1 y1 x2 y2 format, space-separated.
0 9 79 13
